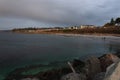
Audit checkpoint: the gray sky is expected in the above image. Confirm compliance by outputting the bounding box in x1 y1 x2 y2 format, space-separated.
0 0 120 29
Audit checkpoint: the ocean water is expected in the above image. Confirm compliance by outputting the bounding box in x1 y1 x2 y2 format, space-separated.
0 32 120 80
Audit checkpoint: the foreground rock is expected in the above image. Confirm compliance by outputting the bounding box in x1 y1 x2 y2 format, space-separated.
99 54 119 71
93 72 105 80
21 78 39 80
72 59 85 73
61 73 86 80
104 60 120 80
85 56 101 80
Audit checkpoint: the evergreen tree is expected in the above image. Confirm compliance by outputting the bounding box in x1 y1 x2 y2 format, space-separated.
115 18 120 26
110 18 115 26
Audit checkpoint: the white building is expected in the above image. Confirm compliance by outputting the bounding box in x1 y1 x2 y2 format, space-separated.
80 25 96 29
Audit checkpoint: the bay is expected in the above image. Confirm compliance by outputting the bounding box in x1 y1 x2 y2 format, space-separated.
0 32 120 80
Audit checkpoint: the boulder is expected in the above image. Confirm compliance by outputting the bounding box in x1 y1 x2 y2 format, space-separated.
21 78 39 80
93 72 105 80
85 56 101 80
99 54 119 72
71 59 85 73
61 73 86 80
72 59 85 68
34 67 72 80
115 52 120 58
104 60 120 80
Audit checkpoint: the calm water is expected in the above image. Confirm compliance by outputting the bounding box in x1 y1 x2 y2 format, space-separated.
0 32 120 80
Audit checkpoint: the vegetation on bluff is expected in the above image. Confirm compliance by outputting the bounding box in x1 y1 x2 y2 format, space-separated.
48 27 120 34
103 17 120 27
12 18 120 34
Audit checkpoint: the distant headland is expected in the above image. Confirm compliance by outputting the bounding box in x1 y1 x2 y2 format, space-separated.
12 18 120 36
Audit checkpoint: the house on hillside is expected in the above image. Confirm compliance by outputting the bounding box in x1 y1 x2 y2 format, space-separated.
70 26 78 29
80 25 96 29
65 26 78 29
115 23 120 27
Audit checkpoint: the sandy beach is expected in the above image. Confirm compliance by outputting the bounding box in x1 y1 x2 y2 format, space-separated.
46 33 120 39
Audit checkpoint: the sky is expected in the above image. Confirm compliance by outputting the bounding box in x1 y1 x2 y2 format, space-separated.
0 0 120 30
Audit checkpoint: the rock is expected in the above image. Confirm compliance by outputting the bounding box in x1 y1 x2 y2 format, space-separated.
115 52 120 58
72 59 85 68
85 56 101 80
93 72 105 80
104 60 120 80
35 67 72 80
99 54 119 72
71 59 85 73
21 78 39 80
61 73 86 80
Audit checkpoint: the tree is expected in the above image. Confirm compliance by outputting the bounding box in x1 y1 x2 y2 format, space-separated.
110 18 115 26
115 18 120 26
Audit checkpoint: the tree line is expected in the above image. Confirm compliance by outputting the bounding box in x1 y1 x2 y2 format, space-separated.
104 17 120 27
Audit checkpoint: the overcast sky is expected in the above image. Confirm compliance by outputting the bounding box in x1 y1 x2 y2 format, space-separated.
0 0 120 29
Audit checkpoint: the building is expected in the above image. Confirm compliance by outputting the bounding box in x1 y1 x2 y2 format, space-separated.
80 25 96 29
70 26 78 29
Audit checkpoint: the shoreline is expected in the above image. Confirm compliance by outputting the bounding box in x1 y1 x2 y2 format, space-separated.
12 31 120 39
52 33 120 38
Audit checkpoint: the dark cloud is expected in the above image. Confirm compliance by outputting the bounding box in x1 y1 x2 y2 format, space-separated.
0 0 120 29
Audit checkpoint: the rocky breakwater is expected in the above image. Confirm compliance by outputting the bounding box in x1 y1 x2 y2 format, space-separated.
61 53 120 80
99 54 120 72
61 56 102 80
104 60 120 80
5 53 120 80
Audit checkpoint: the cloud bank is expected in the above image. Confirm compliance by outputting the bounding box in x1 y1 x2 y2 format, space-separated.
0 0 120 29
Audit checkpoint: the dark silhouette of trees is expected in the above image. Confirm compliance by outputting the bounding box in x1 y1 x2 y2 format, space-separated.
103 18 115 27
103 17 120 27
110 18 115 26
115 18 120 26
